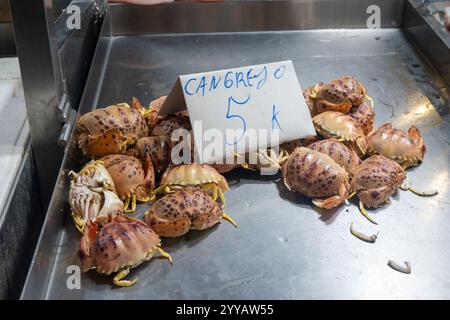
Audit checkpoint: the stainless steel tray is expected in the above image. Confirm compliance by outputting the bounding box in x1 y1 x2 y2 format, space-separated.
21 1 450 299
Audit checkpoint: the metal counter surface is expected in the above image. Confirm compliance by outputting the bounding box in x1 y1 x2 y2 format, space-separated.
22 29 450 299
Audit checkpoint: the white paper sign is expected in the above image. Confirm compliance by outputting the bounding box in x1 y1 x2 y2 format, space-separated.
159 60 316 163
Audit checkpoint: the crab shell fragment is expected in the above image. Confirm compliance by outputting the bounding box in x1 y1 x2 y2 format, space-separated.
313 111 368 156
145 187 227 237
282 147 351 209
79 215 170 286
308 139 362 176
351 155 406 208
367 123 425 169
68 160 123 231
101 154 155 203
76 103 149 157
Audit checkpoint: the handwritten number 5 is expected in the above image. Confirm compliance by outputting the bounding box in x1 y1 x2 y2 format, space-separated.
226 94 250 145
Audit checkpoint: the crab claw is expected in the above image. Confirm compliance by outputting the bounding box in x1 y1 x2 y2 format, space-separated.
312 195 346 209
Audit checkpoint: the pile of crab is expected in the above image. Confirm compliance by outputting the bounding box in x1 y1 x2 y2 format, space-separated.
68 75 437 285
276 76 437 254
69 97 236 287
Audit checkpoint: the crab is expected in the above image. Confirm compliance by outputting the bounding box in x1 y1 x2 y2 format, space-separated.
350 155 406 224
147 95 167 128
307 76 367 115
367 123 425 169
350 101 375 135
282 147 351 209
100 155 155 212
144 187 236 237
79 215 172 287
134 136 172 174
313 111 368 156
151 111 191 137
76 101 149 158
151 164 229 205
308 139 361 176
68 160 123 232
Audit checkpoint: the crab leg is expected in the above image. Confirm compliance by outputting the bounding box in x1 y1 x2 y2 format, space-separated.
222 212 238 228
359 200 378 225
350 222 378 243
149 185 165 201
387 260 411 274
364 94 374 108
113 268 139 287
312 194 346 209
123 196 131 211
202 184 226 207
157 247 173 264
400 176 438 197
71 212 85 233
124 195 137 213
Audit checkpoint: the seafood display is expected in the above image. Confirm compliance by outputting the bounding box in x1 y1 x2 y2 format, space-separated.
283 76 436 230
67 75 437 288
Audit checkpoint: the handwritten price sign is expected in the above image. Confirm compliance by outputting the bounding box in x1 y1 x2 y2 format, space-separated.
159 61 315 163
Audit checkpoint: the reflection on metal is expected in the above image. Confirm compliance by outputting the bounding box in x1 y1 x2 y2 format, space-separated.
0 0 15 56
403 0 450 86
58 109 77 147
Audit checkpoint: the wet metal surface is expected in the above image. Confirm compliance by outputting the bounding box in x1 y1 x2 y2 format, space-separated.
22 29 450 299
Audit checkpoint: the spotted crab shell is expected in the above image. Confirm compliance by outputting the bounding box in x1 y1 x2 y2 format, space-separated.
69 161 123 228
79 215 161 275
145 187 223 237
350 101 375 135
367 123 425 168
151 112 191 138
136 136 172 173
313 111 368 156
282 147 350 198
351 155 406 208
160 164 229 192
308 139 361 176
313 76 366 114
77 104 149 157
101 155 155 200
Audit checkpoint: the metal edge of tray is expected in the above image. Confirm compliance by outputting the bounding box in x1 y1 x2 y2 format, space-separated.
402 0 450 87
108 0 404 36
0 143 46 299
19 9 113 300
19 0 447 299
